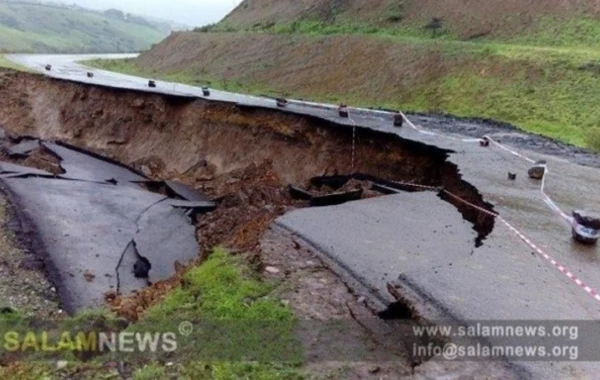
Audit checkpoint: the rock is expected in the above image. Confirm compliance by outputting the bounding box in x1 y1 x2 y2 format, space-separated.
368 365 381 374
265 266 280 274
19 257 44 271
56 360 68 370
132 99 145 108
83 270 95 282
572 210 600 230
0 307 15 314
528 161 546 180
104 291 117 302
140 165 152 177
221 193 243 208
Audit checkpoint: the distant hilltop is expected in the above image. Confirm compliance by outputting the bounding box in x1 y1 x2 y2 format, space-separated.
0 0 184 53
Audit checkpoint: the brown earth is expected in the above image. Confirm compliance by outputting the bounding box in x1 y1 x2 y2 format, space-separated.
136 32 461 104
0 69 504 376
0 141 63 175
224 0 600 39
0 71 454 189
0 69 494 314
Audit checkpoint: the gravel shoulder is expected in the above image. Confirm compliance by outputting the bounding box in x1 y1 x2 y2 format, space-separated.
0 193 60 318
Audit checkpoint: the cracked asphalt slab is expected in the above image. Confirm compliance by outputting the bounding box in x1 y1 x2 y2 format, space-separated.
42 141 146 185
0 140 203 314
8 54 600 378
277 192 477 306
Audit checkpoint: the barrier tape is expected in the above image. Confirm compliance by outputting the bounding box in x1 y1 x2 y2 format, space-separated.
390 180 600 304
46 68 597 304
395 111 575 226
388 111 599 304
485 136 536 164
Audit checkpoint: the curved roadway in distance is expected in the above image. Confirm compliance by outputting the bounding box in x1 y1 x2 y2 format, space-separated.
7 54 600 379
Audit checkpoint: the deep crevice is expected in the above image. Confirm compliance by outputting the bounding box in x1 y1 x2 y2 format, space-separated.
0 73 500 307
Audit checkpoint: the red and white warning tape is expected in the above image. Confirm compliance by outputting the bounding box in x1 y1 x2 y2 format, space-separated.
391 180 600 304
499 218 600 302
485 136 536 164
395 110 573 226
383 111 600 304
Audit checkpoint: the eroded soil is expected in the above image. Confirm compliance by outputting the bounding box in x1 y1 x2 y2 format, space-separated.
0 69 505 376
0 69 496 311
0 194 60 318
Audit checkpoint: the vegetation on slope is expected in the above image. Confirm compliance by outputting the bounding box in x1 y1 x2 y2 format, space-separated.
220 0 600 47
0 249 302 379
0 1 168 53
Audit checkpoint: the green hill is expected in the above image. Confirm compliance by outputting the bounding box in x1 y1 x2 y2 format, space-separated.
220 0 600 47
0 1 168 53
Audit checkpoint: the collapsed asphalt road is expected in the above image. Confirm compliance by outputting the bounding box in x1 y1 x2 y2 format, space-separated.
0 137 212 313
3 55 600 378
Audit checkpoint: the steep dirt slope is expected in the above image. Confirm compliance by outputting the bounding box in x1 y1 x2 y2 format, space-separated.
135 32 456 103
0 70 450 187
124 0 600 149
0 69 493 249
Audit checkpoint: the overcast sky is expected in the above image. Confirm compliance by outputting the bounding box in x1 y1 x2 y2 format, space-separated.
67 0 243 27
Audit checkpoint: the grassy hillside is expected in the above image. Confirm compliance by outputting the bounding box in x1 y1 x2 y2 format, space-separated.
0 2 167 53
221 0 600 46
86 1 600 151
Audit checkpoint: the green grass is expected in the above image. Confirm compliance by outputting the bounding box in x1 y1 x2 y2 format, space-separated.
0 249 302 379
0 3 166 53
144 249 293 321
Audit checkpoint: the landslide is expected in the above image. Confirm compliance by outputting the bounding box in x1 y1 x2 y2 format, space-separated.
0 69 496 317
0 69 494 241
0 70 448 187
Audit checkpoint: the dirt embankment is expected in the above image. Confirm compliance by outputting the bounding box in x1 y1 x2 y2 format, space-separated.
0 70 494 317
136 32 459 103
0 68 494 227
0 70 494 240
0 71 446 185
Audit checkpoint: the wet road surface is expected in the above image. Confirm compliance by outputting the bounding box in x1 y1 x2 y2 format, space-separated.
0 138 208 313
7 54 600 379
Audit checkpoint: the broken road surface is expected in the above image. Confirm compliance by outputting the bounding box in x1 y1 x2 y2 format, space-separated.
0 141 210 313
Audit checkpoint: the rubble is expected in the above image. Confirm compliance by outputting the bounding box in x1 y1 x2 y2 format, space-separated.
528 160 547 180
